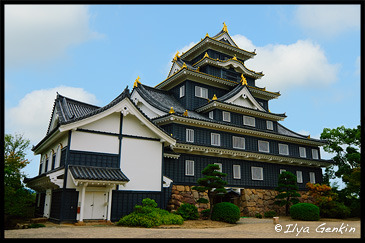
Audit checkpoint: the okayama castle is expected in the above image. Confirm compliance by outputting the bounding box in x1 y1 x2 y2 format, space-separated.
25 23 332 223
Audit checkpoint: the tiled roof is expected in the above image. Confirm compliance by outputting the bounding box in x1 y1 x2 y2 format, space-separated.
134 84 209 121
68 165 129 182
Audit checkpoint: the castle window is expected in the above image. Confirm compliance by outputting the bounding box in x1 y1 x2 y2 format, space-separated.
222 111 231 122
233 136 245 149
179 85 185 98
211 133 221 146
299 147 306 158
233 165 241 179
296 171 303 183
209 111 214 119
251 166 263 180
312 149 319 159
309 172 316 184
186 128 194 143
243 115 255 127
280 169 286 174
266 120 273 130
258 140 269 153
195 86 208 99
279 143 289 155
185 160 194 176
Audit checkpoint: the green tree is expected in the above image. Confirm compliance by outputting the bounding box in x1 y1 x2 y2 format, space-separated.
192 164 227 219
320 125 361 198
275 171 301 216
4 134 35 221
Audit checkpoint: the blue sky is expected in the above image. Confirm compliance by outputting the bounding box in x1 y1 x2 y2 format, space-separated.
4 4 361 181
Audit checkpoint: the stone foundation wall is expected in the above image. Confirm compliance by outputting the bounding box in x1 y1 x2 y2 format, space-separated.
167 185 314 216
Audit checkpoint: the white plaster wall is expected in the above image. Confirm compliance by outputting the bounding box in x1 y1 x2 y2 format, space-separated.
70 131 119 154
122 114 159 139
120 137 162 191
80 113 120 134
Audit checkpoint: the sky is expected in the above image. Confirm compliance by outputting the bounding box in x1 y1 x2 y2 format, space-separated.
4 4 361 183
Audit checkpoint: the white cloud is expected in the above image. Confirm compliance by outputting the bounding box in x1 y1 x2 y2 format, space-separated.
5 86 98 145
5 5 103 68
295 5 360 38
232 34 340 92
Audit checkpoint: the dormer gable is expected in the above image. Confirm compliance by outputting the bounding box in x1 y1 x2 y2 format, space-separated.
218 84 265 111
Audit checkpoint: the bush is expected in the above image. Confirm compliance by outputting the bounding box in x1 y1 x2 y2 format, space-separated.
264 210 277 218
255 213 262 218
290 203 320 221
176 203 199 220
320 201 351 219
200 209 210 220
211 202 240 224
116 198 183 228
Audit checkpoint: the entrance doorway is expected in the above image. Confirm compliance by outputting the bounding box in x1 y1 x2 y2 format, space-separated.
84 191 107 220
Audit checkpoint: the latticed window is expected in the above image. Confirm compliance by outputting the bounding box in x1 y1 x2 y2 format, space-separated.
279 143 289 155
233 165 241 179
211 133 221 146
251 166 263 180
186 129 194 143
243 115 255 127
185 160 194 176
258 140 269 153
233 136 245 149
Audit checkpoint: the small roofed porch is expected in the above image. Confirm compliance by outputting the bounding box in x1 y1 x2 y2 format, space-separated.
68 165 129 223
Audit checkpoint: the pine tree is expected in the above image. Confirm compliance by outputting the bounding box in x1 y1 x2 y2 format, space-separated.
192 164 227 219
274 171 300 216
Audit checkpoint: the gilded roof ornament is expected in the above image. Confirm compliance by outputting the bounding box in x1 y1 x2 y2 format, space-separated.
173 51 180 62
307 135 311 139
203 52 209 58
232 54 238 61
183 110 188 117
182 62 187 69
133 76 141 88
205 33 209 37
241 74 248 86
222 22 228 33
212 94 217 100
169 107 175 114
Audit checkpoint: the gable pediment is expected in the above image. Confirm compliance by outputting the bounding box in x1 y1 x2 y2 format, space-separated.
213 32 238 47
223 86 265 111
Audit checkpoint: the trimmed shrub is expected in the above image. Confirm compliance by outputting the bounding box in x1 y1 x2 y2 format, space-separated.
264 210 277 218
211 202 240 224
290 203 320 221
176 203 199 220
116 198 183 228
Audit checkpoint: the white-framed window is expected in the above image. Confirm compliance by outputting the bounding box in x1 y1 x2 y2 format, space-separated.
185 160 194 176
299 147 306 158
251 166 263 180
211 133 221 146
195 86 208 99
296 171 303 183
258 140 270 153
186 128 194 143
209 111 214 119
266 120 273 130
312 149 319 159
214 163 222 172
223 111 231 122
233 165 241 179
243 115 255 127
179 85 185 98
55 145 62 168
233 136 245 149
279 143 289 155
309 172 316 184
280 169 286 174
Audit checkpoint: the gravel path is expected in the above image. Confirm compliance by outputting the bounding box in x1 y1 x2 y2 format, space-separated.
4 217 360 238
